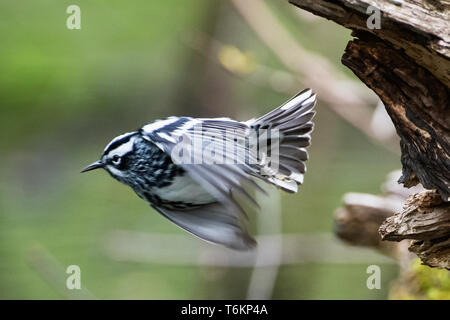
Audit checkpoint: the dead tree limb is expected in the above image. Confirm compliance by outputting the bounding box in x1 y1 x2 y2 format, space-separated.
335 192 400 248
288 0 450 200
380 190 450 269
335 171 421 262
289 0 450 268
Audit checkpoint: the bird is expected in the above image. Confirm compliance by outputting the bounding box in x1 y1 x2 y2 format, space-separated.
82 89 316 250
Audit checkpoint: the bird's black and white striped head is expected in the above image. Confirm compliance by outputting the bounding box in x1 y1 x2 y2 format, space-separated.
82 126 184 192
83 132 148 186
82 131 137 179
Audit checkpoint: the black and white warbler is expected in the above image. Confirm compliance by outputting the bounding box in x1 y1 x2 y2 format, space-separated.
82 89 316 250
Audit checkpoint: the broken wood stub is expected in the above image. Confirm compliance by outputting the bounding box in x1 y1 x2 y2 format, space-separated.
379 190 450 269
288 0 450 200
335 192 398 248
334 170 421 262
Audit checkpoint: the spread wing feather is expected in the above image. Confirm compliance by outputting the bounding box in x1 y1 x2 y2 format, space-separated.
150 202 256 250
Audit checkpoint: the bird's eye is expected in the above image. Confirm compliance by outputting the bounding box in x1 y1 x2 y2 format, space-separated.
111 155 121 165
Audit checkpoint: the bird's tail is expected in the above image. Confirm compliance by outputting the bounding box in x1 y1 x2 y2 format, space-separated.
246 89 316 193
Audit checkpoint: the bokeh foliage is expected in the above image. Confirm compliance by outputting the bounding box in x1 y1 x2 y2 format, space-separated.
0 0 402 299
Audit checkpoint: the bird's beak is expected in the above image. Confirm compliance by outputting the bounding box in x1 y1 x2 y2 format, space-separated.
81 161 104 173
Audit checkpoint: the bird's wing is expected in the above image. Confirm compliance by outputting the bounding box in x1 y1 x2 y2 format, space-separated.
140 117 264 249
140 117 264 209
141 117 259 169
150 201 256 250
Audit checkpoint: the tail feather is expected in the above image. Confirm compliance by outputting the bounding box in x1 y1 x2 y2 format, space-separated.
247 88 316 193
279 145 309 161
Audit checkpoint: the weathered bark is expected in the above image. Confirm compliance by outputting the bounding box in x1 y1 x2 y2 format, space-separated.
289 0 450 268
288 0 450 200
380 190 450 269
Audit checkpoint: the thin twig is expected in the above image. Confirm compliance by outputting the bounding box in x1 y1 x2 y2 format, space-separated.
103 231 395 266
28 244 96 299
246 187 283 299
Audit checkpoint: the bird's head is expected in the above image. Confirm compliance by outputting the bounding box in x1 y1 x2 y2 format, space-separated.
81 131 156 188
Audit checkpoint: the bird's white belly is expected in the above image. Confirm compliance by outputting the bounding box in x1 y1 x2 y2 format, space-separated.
152 174 215 204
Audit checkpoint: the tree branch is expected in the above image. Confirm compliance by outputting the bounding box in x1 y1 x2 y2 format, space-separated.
288 0 450 201
380 190 450 269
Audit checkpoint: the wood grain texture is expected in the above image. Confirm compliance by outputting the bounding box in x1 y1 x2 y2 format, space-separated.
380 190 450 269
289 0 450 200
289 0 450 85
342 35 450 199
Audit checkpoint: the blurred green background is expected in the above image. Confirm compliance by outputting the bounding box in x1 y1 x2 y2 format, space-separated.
0 0 401 299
